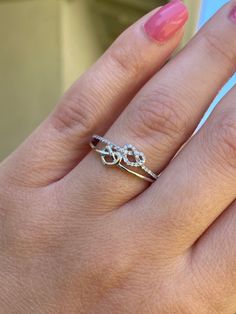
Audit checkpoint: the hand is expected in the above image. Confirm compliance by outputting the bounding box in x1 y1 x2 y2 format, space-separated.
1 1 236 313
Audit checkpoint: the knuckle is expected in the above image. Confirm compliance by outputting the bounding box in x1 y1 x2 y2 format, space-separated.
84 236 134 287
129 87 189 142
200 30 235 69
10 217 59 255
210 111 236 169
51 91 97 137
108 42 143 78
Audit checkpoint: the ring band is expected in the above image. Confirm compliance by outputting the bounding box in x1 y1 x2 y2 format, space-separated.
90 135 158 183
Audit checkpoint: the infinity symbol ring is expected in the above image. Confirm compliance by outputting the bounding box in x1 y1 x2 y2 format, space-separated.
90 135 158 183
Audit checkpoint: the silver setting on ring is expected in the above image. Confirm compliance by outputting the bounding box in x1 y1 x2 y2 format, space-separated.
90 135 158 183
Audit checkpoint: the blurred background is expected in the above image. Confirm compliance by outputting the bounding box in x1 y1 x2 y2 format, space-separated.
0 0 214 161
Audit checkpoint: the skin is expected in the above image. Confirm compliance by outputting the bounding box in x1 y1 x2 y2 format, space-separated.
1 1 236 313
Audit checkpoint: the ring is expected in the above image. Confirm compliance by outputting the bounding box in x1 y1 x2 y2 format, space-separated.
90 135 158 183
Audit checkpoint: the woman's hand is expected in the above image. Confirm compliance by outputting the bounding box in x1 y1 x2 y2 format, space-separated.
1 0 236 312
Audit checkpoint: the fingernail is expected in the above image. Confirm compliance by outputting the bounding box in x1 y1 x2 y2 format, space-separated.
144 0 189 42
229 5 236 23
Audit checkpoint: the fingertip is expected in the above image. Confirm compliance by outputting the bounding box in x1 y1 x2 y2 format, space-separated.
143 0 189 43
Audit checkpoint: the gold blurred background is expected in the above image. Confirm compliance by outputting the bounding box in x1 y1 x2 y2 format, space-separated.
0 0 201 161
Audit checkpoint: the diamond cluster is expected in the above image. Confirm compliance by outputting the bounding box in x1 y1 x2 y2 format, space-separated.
91 135 158 181
120 144 145 168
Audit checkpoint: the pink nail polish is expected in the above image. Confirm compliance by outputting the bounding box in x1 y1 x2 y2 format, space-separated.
144 0 189 42
229 6 236 23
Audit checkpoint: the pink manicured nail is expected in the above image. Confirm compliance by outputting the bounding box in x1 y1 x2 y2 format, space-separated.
144 0 189 42
229 6 236 23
